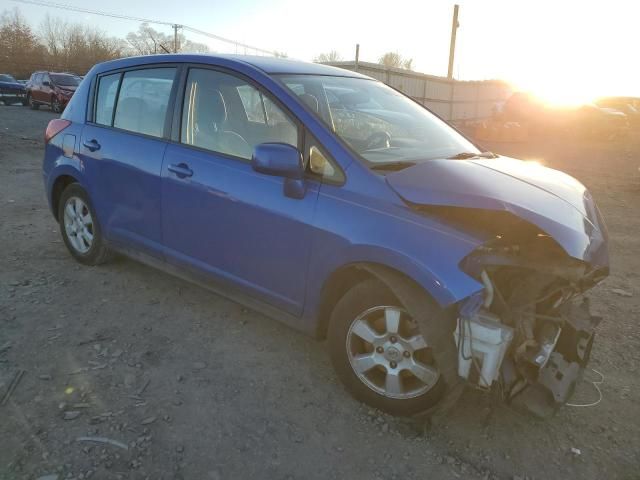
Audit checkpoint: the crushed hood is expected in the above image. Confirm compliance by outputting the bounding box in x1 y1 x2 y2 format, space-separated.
386 156 609 267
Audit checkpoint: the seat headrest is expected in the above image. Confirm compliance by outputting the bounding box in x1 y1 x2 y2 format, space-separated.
299 93 319 113
115 97 147 130
210 89 227 124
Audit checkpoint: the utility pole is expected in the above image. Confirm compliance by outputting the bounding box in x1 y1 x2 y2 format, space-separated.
173 24 181 53
447 4 459 79
355 44 360 72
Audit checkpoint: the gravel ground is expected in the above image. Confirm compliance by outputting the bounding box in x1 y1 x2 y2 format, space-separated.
1 104 639 480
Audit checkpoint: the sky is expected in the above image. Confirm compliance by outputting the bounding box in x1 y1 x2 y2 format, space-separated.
2 0 639 104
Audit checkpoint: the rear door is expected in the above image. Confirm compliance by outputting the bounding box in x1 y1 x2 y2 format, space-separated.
161 66 319 314
79 66 178 258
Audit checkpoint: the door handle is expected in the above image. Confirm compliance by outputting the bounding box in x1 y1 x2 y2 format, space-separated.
168 163 193 178
83 139 101 152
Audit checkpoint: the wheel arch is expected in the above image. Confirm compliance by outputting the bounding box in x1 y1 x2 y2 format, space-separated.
314 261 456 339
50 173 80 221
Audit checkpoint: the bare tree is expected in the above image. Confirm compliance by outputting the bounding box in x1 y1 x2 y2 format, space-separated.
38 14 124 74
180 38 210 54
314 50 342 63
0 8 47 78
125 23 172 55
125 23 209 55
378 51 414 70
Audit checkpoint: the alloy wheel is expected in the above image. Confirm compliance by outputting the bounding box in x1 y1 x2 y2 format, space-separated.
346 305 439 399
63 196 94 254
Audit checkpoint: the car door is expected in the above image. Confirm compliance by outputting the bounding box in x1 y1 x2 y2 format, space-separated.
161 67 319 315
40 73 54 104
79 66 178 258
32 73 44 102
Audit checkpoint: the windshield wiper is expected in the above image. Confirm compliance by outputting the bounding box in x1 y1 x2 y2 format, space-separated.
370 161 416 172
447 151 498 160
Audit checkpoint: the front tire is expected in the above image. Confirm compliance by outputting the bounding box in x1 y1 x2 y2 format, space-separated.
57 184 112 265
28 94 39 110
328 278 446 416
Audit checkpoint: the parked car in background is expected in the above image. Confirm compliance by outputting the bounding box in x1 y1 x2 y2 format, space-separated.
26 71 81 113
595 97 640 127
42 54 609 418
496 91 570 135
0 74 27 105
574 103 629 139
597 96 640 110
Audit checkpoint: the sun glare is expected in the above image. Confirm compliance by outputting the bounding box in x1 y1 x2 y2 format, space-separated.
451 1 640 106
520 80 597 108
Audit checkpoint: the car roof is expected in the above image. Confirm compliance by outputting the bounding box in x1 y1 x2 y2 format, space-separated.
93 54 370 79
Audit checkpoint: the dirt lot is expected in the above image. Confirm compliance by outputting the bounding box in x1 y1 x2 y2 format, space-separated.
1 105 639 480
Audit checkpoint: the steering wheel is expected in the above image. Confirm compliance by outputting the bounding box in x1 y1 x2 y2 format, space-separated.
365 131 391 150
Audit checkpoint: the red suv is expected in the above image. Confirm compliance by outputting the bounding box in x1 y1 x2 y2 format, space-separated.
26 71 81 113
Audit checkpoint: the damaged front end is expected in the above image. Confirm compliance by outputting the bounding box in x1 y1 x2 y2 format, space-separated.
458 229 607 417
456 235 606 416
384 156 610 416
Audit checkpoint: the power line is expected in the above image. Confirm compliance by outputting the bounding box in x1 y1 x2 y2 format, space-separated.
182 26 274 56
9 0 278 55
10 0 175 26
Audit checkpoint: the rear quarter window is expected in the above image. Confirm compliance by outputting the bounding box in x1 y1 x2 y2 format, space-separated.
94 73 121 126
112 68 176 138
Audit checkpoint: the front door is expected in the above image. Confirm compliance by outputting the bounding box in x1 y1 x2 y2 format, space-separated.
33 73 46 103
161 67 318 315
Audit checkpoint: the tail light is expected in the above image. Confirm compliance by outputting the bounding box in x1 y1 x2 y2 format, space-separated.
44 119 71 144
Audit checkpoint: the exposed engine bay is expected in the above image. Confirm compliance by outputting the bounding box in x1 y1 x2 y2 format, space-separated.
455 212 607 417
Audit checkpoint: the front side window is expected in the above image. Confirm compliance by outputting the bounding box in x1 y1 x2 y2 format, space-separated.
113 68 176 138
181 68 298 160
94 73 120 126
0 74 16 82
279 75 479 167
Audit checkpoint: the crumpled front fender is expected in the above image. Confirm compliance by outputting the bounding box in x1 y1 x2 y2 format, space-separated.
385 157 609 269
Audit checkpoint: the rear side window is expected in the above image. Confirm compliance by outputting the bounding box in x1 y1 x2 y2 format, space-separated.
113 68 176 138
181 68 298 160
95 73 120 126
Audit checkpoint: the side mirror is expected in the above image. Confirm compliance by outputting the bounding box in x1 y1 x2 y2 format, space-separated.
251 143 306 199
42 81 51 87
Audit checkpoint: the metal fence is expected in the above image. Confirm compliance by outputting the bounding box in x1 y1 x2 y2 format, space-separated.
327 61 512 122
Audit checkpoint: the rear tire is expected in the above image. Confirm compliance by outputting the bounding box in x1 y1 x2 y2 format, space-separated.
328 278 446 416
52 96 62 113
57 183 113 265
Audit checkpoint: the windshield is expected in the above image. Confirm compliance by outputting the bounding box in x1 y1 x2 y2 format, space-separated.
278 75 479 165
0 74 17 83
51 74 81 87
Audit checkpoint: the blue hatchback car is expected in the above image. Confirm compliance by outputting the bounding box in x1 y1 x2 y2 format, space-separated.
43 54 609 416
